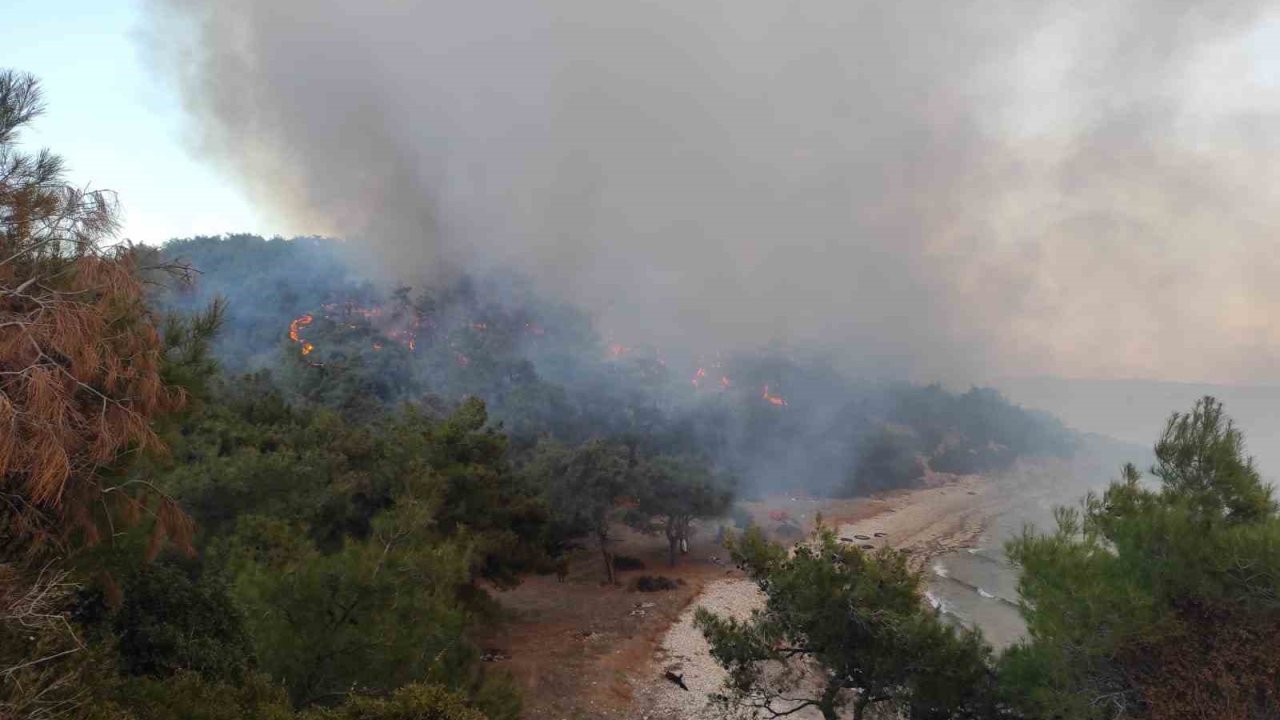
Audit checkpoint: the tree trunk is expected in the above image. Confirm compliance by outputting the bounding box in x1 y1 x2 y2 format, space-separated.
665 516 680 567
824 680 848 720
598 529 616 585
848 692 869 720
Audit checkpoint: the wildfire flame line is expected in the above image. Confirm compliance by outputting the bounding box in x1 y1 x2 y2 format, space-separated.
289 314 315 356
286 304 792 410
762 385 787 406
288 301 433 360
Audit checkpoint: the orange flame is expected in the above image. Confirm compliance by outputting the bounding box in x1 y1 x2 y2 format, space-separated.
289 314 315 356
692 367 707 387
289 314 313 342
721 376 731 389
608 343 629 358
762 385 787 406
289 301 428 362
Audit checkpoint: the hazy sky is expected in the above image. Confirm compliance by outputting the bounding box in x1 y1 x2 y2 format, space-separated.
1 0 285 242
7 1 1280 386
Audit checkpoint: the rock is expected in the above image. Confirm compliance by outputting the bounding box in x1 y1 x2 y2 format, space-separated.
664 671 690 691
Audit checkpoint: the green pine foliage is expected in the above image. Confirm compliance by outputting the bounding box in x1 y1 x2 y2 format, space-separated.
1001 397 1280 719
697 526 997 720
300 682 488 720
74 562 253 683
631 453 734 567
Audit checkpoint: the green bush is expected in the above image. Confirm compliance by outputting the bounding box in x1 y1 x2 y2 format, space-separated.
1001 397 1280 719
88 672 294 720
850 425 925 493
302 683 487 720
75 563 253 683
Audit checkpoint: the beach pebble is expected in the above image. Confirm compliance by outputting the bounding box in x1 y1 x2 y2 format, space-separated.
639 579 770 718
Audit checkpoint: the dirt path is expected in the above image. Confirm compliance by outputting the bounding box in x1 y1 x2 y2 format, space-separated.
478 525 738 719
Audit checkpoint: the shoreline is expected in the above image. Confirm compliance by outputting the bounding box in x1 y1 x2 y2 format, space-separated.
637 473 1002 719
832 473 993 566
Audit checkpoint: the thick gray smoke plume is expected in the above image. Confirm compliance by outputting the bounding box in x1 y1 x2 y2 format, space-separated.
145 1 1280 384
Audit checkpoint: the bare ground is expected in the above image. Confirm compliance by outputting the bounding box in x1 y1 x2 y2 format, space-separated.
480 473 995 719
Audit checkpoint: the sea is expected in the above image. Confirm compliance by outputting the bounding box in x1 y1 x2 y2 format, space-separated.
925 434 1148 649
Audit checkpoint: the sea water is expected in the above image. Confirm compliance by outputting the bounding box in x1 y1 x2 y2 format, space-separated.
927 435 1145 648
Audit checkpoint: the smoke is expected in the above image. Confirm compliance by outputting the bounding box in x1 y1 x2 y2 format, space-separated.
143 1 1280 384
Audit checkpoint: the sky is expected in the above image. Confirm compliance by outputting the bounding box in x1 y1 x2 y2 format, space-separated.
1 0 289 243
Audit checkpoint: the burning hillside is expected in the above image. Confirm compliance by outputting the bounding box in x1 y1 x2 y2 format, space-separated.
158 234 1075 497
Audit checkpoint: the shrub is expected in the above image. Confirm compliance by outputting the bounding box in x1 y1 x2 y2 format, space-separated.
303 682 487 720
850 426 925 493
75 563 253 683
88 672 294 720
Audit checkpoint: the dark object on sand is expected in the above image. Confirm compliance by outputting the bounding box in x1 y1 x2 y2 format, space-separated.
840 537 854 543
854 534 870 540
632 575 681 592
874 532 888 538
665 671 690 691
861 544 875 550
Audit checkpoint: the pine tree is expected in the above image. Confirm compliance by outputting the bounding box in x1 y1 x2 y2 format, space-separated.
1002 397 1280 719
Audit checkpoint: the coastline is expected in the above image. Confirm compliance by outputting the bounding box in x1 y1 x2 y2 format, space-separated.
637 473 1002 719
